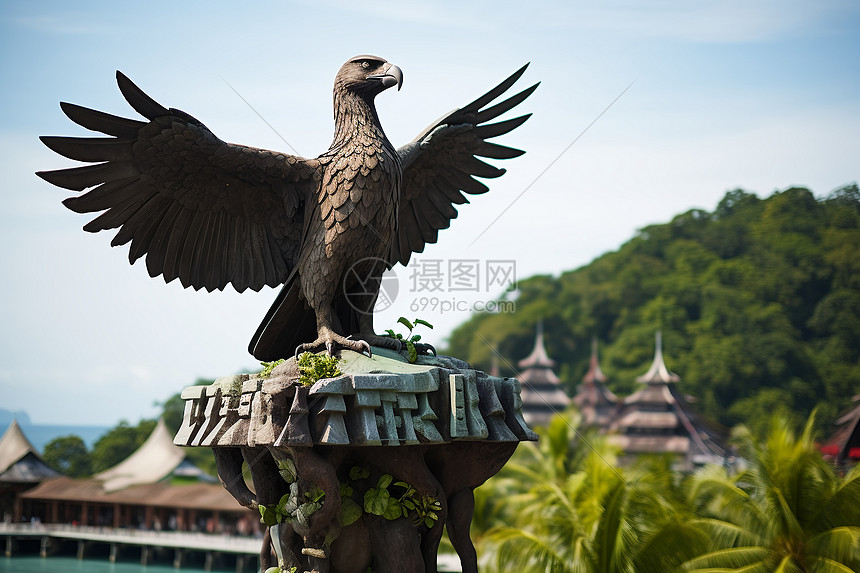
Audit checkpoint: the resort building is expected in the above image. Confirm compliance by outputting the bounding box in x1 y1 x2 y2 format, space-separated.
516 323 572 427
821 394 860 467
0 420 60 522
17 419 257 536
607 332 728 468
572 338 618 429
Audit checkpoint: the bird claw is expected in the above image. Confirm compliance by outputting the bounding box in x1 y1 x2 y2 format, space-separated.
414 342 436 357
295 334 373 359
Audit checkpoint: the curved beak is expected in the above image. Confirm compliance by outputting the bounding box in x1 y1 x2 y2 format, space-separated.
369 63 403 91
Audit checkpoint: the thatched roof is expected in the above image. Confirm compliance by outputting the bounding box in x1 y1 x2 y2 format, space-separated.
21 476 244 513
0 420 59 483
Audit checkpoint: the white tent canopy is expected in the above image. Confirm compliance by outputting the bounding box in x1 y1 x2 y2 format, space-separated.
95 418 186 492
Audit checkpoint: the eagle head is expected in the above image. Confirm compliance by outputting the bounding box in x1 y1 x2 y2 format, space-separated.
336 55 403 97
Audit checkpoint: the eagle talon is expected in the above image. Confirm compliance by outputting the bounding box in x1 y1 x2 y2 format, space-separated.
358 340 372 357
295 334 373 359
414 342 436 356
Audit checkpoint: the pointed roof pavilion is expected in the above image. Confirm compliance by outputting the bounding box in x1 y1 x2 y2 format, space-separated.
0 420 59 484
518 322 557 372
95 418 190 492
608 332 727 467
821 394 860 466
573 338 618 429
516 322 571 427
635 331 680 384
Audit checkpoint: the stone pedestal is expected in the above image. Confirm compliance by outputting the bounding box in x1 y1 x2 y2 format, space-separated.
174 348 536 573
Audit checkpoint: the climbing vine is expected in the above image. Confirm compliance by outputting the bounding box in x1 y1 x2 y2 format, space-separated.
259 459 326 528
347 466 441 528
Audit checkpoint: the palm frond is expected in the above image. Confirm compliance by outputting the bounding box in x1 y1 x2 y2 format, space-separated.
806 526 860 569
682 546 768 570
807 555 860 573
486 525 575 573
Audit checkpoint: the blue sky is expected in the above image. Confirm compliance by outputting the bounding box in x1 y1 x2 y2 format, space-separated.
1 0 858 426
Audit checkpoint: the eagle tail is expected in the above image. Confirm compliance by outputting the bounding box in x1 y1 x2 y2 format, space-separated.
248 272 316 361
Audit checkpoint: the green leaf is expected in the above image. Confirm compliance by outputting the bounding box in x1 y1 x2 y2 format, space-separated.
277 458 297 484
377 474 393 489
275 492 291 516
305 485 326 504
383 498 403 521
349 466 370 481
397 317 414 331
413 318 434 329
339 497 363 527
364 487 392 516
407 341 417 363
259 505 278 527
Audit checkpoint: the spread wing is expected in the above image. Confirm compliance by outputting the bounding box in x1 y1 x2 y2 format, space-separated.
37 71 320 293
391 64 538 266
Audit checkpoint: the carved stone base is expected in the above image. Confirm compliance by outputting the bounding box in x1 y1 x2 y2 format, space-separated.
174 348 537 573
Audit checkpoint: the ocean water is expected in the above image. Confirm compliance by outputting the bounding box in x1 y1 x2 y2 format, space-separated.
0 556 239 573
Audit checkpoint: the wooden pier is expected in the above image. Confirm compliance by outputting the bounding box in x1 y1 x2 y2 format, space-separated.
0 522 260 571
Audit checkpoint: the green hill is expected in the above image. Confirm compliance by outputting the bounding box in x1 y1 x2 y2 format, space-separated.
444 184 860 429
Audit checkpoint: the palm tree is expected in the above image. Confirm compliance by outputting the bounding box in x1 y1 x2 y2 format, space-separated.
683 412 860 572
481 413 708 572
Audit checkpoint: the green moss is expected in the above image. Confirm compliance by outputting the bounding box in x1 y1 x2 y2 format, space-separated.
259 359 286 378
297 352 342 386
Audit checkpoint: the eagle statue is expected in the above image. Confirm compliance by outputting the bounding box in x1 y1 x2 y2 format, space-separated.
38 56 538 360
